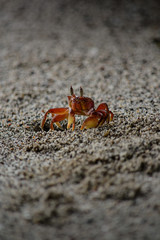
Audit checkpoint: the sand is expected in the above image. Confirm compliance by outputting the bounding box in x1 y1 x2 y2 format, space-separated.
0 0 160 239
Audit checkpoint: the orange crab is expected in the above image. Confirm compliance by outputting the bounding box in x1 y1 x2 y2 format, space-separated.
41 86 113 131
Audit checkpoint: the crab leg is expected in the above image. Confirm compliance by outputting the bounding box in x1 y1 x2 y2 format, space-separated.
97 111 108 125
109 111 114 121
67 112 75 130
41 108 69 129
50 113 69 130
51 113 62 129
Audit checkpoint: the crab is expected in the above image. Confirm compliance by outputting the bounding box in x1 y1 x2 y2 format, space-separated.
41 86 113 131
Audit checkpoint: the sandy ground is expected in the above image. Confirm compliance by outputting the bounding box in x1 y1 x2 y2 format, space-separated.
0 0 160 239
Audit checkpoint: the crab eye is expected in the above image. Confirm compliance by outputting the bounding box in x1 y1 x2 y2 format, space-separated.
80 87 83 97
70 86 74 95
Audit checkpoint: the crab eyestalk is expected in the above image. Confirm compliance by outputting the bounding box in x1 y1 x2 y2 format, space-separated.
70 86 74 96
80 87 83 97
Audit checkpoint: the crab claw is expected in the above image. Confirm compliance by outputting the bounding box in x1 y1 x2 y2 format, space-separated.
80 116 99 130
96 103 114 123
80 103 113 130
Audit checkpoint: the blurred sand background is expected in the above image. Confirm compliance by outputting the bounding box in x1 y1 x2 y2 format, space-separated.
0 0 160 239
